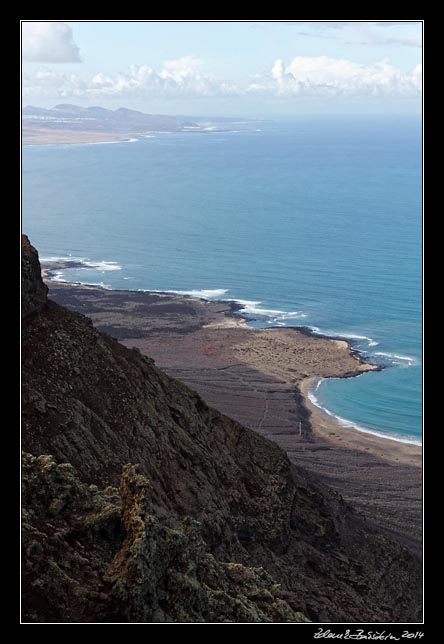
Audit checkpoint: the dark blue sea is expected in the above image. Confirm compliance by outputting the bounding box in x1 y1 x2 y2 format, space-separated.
22 115 422 445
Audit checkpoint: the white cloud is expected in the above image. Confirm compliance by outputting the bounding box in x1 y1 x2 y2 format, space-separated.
248 56 422 98
22 67 87 98
352 22 422 48
22 55 422 102
161 56 203 81
24 57 238 100
87 61 220 97
290 21 422 48
411 64 422 92
22 22 81 63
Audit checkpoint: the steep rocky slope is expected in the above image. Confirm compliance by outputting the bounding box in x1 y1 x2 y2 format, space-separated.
21 235 422 623
22 453 308 623
21 235 48 318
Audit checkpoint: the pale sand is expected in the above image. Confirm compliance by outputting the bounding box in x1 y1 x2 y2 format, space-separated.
300 377 422 468
22 128 128 146
232 326 378 383
203 316 249 330
230 327 420 468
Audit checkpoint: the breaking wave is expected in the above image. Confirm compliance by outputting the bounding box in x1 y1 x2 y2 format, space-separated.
307 379 422 446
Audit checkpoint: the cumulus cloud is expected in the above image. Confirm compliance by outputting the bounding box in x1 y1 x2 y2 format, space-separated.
22 55 421 102
24 57 239 100
410 64 423 92
161 56 203 80
248 56 422 97
22 67 86 98
22 22 81 63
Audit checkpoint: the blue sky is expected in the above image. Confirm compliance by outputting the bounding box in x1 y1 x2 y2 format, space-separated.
22 21 422 116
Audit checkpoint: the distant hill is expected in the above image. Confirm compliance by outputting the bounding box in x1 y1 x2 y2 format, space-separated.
22 103 191 135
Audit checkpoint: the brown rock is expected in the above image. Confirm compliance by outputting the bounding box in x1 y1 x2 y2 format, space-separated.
21 235 48 318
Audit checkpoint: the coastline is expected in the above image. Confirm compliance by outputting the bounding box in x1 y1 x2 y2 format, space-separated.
300 378 421 467
41 261 420 462
40 264 422 554
22 128 130 146
22 126 220 146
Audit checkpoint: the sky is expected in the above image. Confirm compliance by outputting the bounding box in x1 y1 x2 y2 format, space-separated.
21 21 423 116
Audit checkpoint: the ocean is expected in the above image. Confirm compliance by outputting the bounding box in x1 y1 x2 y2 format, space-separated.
22 115 422 445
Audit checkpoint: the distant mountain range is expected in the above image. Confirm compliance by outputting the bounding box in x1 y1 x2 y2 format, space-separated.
21 104 259 144
22 103 196 134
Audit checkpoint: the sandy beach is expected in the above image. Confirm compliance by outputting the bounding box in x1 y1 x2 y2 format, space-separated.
300 378 421 467
41 266 422 556
22 128 129 146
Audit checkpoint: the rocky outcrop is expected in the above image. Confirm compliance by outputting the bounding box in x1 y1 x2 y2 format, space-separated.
21 237 422 623
22 453 308 623
21 235 48 318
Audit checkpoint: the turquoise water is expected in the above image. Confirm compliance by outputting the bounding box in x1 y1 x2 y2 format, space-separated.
22 116 422 444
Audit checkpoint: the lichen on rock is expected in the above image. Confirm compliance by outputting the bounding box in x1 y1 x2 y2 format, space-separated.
21 454 308 623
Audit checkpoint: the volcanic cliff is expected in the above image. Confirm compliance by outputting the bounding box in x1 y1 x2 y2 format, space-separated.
21 235 422 623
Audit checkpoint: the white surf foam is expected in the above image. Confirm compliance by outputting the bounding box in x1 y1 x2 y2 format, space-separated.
49 270 111 290
308 329 379 347
373 352 418 367
37 138 139 148
344 334 379 347
234 299 304 320
161 291 305 321
84 140 131 146
41 256 122 272
80 138 138 146
81 260 122 271
81 281 112 289
50 271 69 283
167 288 229 300
307 379 422 446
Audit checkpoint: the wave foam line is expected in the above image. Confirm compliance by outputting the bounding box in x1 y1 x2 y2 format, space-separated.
234 299 305 320
41 256 122 272
307 379 422 446
167 288 229 300
50 271 111 290
163 290 306 321
35 138 139 148
308 327 379 348
79 138 138 146
82 260 122 271
373 352 419 367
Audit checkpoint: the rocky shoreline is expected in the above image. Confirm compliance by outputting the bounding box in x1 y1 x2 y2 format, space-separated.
41 264 422 556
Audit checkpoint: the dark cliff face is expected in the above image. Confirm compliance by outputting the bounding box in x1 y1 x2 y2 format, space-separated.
21 235 48 318
21 237 422 623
